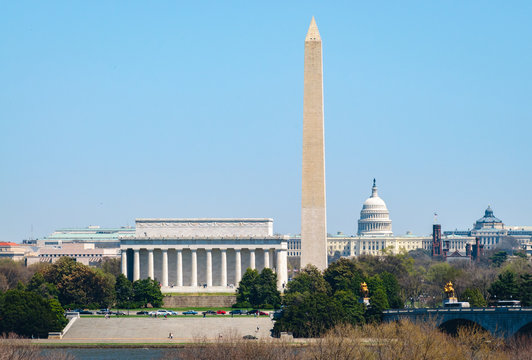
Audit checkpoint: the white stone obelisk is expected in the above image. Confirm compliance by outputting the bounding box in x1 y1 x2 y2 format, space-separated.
301 17 327 270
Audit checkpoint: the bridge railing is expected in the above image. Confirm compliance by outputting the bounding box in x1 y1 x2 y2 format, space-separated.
384 307 532 315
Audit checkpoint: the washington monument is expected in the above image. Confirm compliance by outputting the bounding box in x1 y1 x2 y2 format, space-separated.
301 17 327 270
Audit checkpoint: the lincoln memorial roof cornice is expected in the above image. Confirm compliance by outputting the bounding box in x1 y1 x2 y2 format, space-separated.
135 218 274 223
120 238 287 246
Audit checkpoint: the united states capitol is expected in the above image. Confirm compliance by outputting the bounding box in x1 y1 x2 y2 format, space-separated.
288 180 532 261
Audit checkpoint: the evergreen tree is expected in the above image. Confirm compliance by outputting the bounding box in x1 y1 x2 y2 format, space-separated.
0 289 67 338
366 287 389 323
234 268 281 308
133 278 163 308
519 273 532 306
489 251 508 267
460 287 487 307
380 271 403 309
334 290 365 325
115 274 135 308
488 271 519 301
256 268 281 308
285 265 329 295
274 291 343 337
323 258 365 295
235 268 259 308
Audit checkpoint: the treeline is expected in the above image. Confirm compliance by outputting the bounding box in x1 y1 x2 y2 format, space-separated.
273 260 400 337
272 251 532 337
399 249 531 307
0 257 163 337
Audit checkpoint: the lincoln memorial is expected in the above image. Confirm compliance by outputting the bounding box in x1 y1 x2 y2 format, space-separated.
120 218 288 292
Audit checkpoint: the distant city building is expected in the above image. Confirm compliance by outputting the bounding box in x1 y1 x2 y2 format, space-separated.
287 231 474 261
431 224 481 262
0 242 30 261
23 225 135 248
26 243 120 266
444 206 532 250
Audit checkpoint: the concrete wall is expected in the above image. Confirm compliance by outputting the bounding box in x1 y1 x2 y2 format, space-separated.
163 295 236 308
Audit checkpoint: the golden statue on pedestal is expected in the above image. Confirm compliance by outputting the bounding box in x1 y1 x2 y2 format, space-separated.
444 281 456 299
359 281 370 305
360 282 369 298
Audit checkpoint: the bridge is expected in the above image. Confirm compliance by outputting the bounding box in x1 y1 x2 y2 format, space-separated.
383 307 532 338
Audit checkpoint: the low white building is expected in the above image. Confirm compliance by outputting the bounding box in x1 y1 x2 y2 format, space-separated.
24 226 135 248
0 242 30 261
26 243 120 266
120 218 288 293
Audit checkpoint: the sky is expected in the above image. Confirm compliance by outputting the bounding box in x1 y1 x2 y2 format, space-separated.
1 1 531 242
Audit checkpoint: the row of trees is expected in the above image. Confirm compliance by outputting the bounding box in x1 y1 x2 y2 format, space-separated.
271 258 404 337
269 250 532 338
22 257 163 309
358 248 532 308
0 257 164 337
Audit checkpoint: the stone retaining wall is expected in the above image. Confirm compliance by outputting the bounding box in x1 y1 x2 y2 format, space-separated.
163 295 236 308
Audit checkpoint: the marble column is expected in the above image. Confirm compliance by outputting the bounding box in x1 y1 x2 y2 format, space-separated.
162 249 168 287
221 249 227 287
276 249 288 290
191 249 197 287
176 249 183 287
121 249 127 277
133 249 140 281
148 249 154 279
263 248 270 269
235 249 242 284
249 249 256 270
206 249 212 287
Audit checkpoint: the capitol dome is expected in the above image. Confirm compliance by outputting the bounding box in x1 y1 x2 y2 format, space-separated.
357 179 393 236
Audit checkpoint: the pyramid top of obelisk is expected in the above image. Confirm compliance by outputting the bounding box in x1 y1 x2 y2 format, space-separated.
305 16 321 42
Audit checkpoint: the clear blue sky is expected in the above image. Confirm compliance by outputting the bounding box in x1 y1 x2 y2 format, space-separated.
1 1 531 242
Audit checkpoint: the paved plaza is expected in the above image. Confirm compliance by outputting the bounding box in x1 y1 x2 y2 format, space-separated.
57 317 274 343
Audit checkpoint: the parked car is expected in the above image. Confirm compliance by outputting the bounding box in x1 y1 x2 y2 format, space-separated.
216 310 226 315
243 335 258 340
96 309 111 314
202 310 216 315
246 309 260 315
111 311 126 315
182 310 198 315
136 311 149 315
150 310 173 316
259 311 269 316
229 309 244 315
73 309 94 315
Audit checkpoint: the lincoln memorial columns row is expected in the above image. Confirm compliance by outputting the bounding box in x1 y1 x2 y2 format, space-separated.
121 247 287 290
